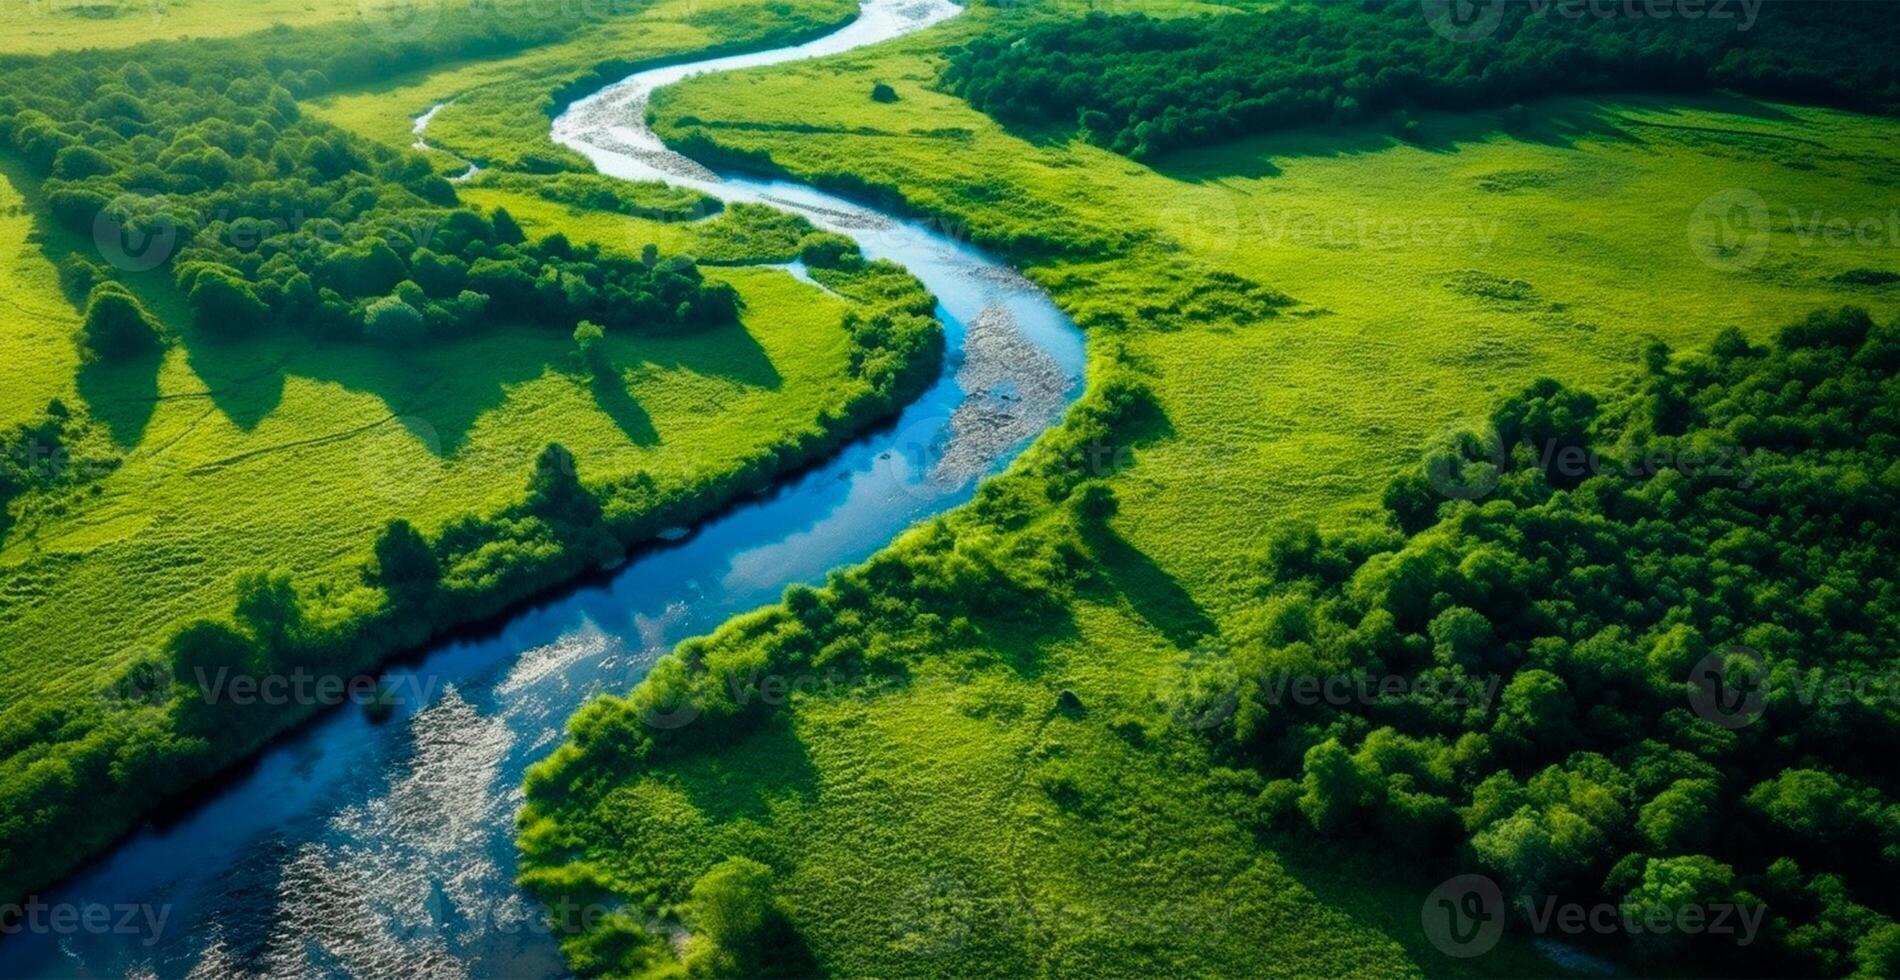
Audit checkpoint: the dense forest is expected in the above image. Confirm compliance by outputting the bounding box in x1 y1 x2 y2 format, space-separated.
0 5 736 360
941 0 1900 158
1171 309 1900 973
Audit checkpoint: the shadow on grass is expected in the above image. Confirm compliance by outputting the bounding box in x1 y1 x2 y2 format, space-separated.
1262 829 1578 979
1148 93 1751 184
75 348 161 447
590 364 659 446
1082 525 1214 649
673 710 820 823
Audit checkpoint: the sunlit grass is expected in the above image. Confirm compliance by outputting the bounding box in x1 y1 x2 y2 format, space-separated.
523 4 1900 974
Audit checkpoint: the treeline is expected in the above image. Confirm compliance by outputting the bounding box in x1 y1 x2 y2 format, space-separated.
940 1 1900 159
519 311 1900 976
0 5 735 358
0 400 117 541
515 368 1163 972
470 170 721 223
1173 309 1900 974
0 237 942 905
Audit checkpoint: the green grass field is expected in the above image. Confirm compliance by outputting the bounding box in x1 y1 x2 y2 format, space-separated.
520 4 1900 975
0 196 864 718
0 0 905 795
0 0 528 55
307 0 855 174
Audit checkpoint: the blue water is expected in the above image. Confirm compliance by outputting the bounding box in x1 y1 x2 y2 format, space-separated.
0 1 1083 975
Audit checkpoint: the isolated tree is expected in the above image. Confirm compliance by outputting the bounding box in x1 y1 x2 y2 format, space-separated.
79 281 164 360
234 570 303 656
168 620 259 690
684 857 793 977
870 82 898 103
573 320 606 372
370 518 439 607
527 443 601 529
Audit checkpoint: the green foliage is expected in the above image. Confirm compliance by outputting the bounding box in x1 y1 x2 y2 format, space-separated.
1189 309 1900 972
942 4 1900 158
369 519 440 608
796 232 859 270
78 282 164 360
0 28 738 349
869 82 896 104
471 171 719 223
573 319 607 371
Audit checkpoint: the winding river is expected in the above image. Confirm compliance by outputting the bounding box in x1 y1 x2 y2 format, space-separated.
0 0 1083 976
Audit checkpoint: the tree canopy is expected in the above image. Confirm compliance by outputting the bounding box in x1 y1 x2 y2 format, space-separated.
943 1 1900 159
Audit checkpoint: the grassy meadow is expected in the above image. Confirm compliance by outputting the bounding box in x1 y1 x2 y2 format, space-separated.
0 187 865 726
0 0 944 900
0 0 380 54
518 4 1900 976
307 0 856 174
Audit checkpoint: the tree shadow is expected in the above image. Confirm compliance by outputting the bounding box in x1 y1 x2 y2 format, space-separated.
179 334 292 433
1151 95 1655 183
628 317 783 392
970 602 1081 678
672 710 820 823
75 349 162 447
1154 90 1824 186
590 365 658 446
1262 831 1573 978
1082 525 1215 649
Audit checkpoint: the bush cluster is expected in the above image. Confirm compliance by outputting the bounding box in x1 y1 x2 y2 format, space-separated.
942 2 1900 159
1186 309 1900 974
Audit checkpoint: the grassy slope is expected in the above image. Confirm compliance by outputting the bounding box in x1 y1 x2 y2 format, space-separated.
524 4 1900 976
0 0 884 750
307 0 857 174
0 0 380 55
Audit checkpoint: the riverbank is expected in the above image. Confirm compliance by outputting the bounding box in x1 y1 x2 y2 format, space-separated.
513 0 1900 974
0 1 1089 971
